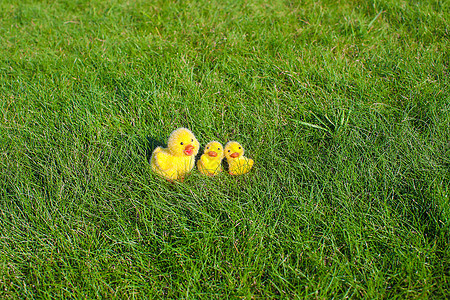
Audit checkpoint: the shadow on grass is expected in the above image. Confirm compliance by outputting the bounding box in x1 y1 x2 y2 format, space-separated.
144 136 165 162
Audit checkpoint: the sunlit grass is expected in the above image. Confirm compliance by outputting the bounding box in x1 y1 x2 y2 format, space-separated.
0 0 449 298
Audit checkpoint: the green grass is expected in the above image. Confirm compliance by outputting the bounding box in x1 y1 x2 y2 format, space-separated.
1 0 449 298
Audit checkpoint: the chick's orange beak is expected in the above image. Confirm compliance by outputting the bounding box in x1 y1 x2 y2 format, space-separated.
230 152 239 158
184 144 194 156
208 151 217 157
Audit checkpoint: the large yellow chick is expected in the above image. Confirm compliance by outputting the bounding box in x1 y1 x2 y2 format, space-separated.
197 141 224 176
224 141 254 175
150 127 200 181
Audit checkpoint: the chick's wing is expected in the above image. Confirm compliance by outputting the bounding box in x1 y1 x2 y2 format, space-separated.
154 150 173 171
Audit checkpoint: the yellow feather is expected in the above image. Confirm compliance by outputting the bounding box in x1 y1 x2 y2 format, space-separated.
150 128 200 181
224 141 254 175
197 141 224 176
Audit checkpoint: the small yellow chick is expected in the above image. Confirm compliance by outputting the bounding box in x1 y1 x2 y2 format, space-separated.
224 141 254 175
197 141 224 176
150 127 200 181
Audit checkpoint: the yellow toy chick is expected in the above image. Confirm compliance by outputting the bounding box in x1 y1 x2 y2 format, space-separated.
224 141 254 175
150 127 200 181
197 141 225 176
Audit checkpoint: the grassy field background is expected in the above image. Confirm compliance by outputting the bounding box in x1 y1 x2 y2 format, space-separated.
1 0 449 298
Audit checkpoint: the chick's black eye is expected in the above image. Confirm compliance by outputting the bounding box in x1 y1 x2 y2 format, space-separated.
180 142 184 145
239 147 241 149
191 139 193 142
228 150 230 152
218 148 220 150
207 147 209 149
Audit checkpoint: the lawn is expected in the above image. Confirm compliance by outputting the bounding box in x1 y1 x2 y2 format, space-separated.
1 0 449 298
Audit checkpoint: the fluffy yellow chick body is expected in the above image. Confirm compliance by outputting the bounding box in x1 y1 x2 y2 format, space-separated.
224 141 254 175
150 128 200 181
197 141 224 176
